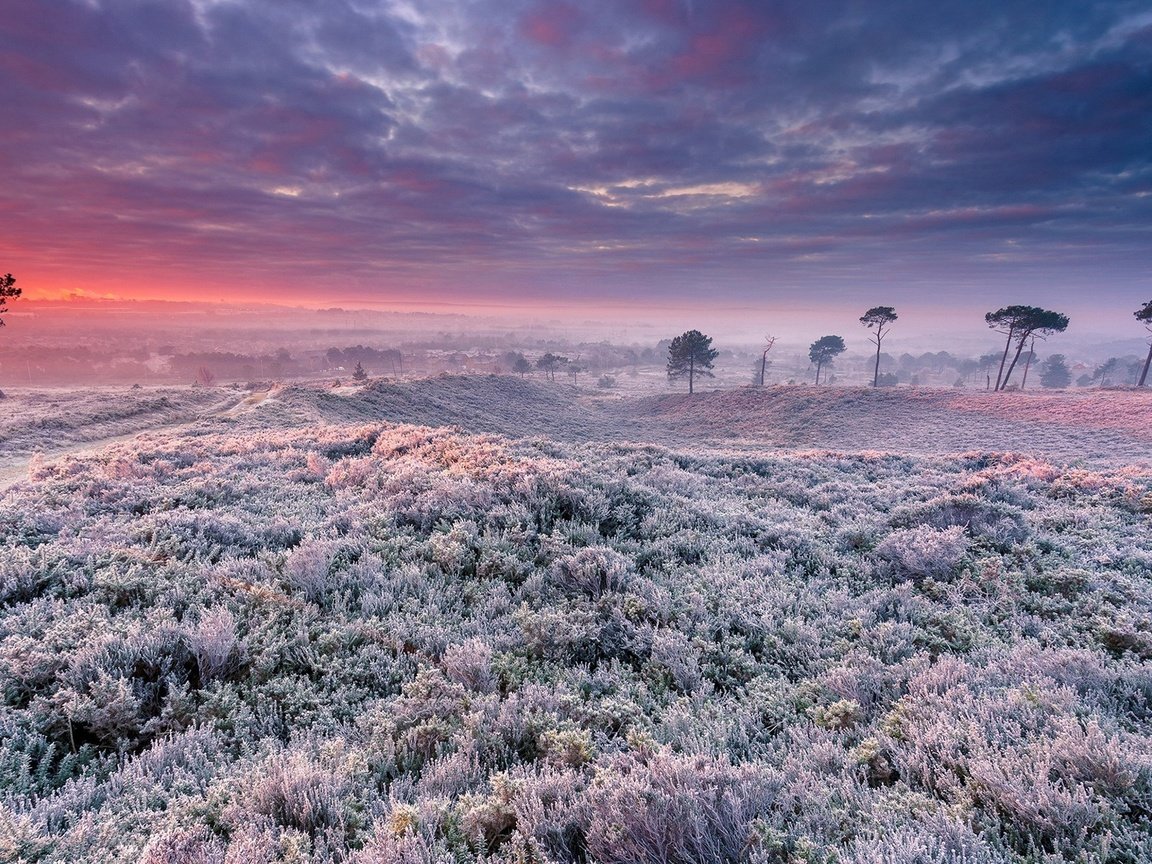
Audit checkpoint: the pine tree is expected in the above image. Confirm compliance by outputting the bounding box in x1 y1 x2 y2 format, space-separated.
0 273 20 328
1039 354 1071 389
859 307 897 387
808 335 846 385
985 306 1069 391
666 330 718 394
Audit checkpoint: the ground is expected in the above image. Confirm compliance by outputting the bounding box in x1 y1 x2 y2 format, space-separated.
1 378 1150 863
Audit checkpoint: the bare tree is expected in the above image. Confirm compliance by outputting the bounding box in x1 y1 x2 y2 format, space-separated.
758 336 776 386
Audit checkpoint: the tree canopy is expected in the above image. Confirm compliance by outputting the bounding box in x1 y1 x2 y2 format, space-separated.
808 335 846 385
0 273 20 327
859 306 897 387
666 330 718 394
536 352 568 382
985 305 1069 391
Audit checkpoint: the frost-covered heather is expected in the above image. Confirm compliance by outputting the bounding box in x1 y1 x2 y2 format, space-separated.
1 421 1151 863
0 387 231 456
623 385 1152 464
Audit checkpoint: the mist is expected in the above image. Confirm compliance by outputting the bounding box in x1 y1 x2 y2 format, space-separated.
2 296 1148 391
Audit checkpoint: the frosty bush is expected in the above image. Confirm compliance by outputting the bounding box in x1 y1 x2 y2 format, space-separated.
548 546 631 598
584 751 778 864
188 606 245 683
441 639 495 694
875 525 969 582
1 416 1150 862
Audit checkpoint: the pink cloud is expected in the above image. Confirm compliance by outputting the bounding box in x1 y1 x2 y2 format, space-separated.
520 2 583 49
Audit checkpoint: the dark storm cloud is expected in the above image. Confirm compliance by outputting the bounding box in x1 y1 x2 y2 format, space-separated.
2 0 1149 304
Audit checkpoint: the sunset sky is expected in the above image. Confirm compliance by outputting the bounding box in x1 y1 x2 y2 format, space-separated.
2 0 1150 315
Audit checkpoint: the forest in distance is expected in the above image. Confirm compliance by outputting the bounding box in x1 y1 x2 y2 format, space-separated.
3 288 1152 394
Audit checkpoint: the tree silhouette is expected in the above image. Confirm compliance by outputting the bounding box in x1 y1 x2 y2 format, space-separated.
666 330 718 394
1039 355 1071 389
1136 300 1152 387
859 306 897 387
985 306 1069 391
1019 337 1037 389
808 335 846 385
352 361 368 381
512 354 532 376
1095 357 1119 386
0 273 21 328
758 336 776 386
536 352 567 382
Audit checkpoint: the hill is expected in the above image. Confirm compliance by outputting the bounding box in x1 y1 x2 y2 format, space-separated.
6 378 1151 470
620 385 1152 463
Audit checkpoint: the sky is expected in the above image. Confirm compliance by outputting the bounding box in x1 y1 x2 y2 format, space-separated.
2 0 1151 320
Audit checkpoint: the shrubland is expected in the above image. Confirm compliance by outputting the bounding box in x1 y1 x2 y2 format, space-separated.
1 409 1150 863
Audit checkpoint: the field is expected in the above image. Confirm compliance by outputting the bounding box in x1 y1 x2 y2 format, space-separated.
1 378 1151 863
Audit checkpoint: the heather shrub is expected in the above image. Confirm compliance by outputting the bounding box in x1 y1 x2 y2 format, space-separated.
441 639 496 694
894 493 1028 548
875 525 969 582
188 606 246 683
139 827 226 864
547 546 631 598
583 751 778 864
2 417 1150 861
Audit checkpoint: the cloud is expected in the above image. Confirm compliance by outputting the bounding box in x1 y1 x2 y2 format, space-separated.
1 0 1149 307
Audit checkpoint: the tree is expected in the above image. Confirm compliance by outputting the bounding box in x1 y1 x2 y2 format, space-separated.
1019 337 1037 389
1039 354 1071 389
666 330 718 394
1095 357 1119 386
859 306 897 387
758 336 776 386
0 273 21 328
808 335 846 385
536 352 567 382
352 361 368 381
512 354 532 376
1136 300 1152 387
978 352 1001 390
984 306 1069 391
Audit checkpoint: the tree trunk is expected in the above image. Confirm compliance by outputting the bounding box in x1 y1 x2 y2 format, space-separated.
1020 338 1035 390
760 353 767 386
815 361 822 385
1140 343 1152 387
999 333 1029 391
688 356 694 394
995 329 1014 391
873 339 882 387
